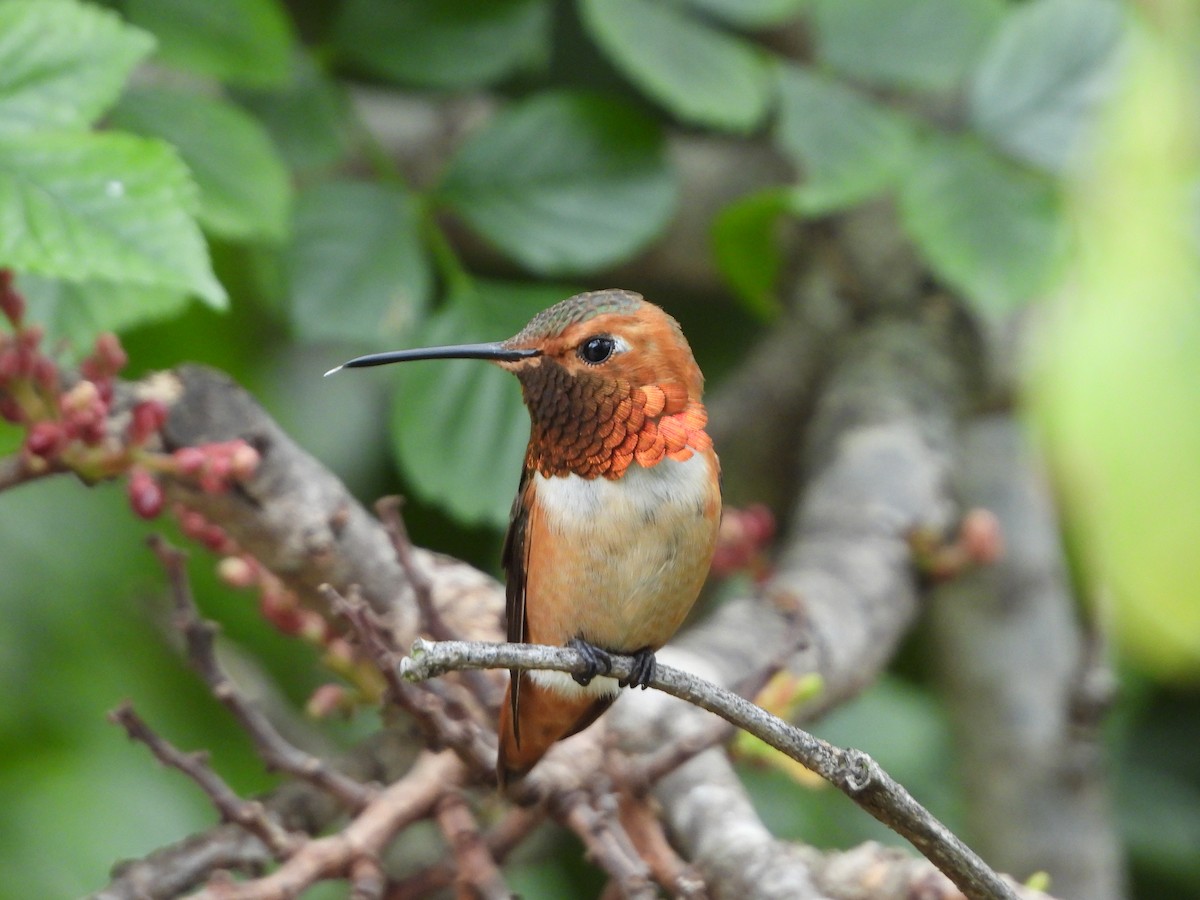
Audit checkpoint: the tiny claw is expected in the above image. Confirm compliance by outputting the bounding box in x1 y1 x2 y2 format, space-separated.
619 647 657 689
567 638 613 686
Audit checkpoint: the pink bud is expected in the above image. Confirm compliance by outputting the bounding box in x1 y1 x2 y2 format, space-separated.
31 356 58 394
960 508 1004 566
305 684 348 719
229 442 260 481
217 555 257 588
94 332 127 374
128 400 168 445
25 421 63 458
176 507 210 542
172 446 207 475
60 380 101 416
127 467 164 519
0 276 24 327
0 396 22 423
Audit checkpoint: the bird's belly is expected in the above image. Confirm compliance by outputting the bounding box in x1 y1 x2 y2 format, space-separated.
527 451 720 655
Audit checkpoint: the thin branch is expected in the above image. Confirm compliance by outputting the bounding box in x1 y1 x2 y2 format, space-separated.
387 806 544 898
0 451 63 491
109 702 301 860
554 788 657 900
617 792 708 899
433 790 511 900
323 583 496 775
148 536 379 811
375 496 447 641
188 751 464 900
401 638 1019 900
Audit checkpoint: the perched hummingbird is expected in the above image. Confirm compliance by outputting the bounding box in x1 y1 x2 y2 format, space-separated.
329 289 721 784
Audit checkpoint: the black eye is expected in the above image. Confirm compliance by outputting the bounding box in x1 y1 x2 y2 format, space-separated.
579 335 615 365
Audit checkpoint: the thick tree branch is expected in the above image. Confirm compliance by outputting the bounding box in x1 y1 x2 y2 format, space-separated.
930 416 1125 899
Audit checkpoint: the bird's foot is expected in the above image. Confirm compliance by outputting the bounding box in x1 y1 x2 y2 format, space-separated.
619 647 657 690
567 638 613 686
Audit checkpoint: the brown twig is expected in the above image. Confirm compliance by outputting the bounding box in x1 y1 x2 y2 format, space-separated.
323 583 496 775
554 788 656 900
109 702 301 860
617 792 708 899
188 751 464 900
434 790 511 900
375 496 499 708
387 806 544 898
0 452 63 491
148 536 379 811
375 496 449 641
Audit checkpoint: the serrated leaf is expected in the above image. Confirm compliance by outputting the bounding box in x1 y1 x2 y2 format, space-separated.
439 91 676 275
971 0 1127 174
683 0 806 29
712 189 790 320
334 0 550 89
812 0 1004 93
579 0 772 132
0 132 225 306
109 88 291 243
391 282 569 527
775 65 914 214
0 0 154 135
125 0 293 88
285 180 430 344
899 137 1059 314
18 273 190 350
234 54 351 174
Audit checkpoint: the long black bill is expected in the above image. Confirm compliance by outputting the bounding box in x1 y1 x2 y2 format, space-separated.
324 342 540 377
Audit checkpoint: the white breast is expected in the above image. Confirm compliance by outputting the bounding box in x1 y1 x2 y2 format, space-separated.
528 451 717 700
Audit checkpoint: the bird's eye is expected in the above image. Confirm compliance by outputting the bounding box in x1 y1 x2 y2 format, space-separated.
579 335 616 365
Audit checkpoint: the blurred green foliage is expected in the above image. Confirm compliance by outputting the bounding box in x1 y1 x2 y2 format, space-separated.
0 0 1196 897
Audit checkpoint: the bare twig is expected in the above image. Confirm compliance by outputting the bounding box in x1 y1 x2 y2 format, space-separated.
323 583 496 774
109 702 301 860
148 536 378 811
617 792 708 899
188 751 464 900
387 806 543 898
401 638 1019 900
375 496 447 640
0 452 63 491
554 789 656 900
434 790 511 900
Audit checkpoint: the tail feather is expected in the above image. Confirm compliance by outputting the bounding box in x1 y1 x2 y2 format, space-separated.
497 674 614 786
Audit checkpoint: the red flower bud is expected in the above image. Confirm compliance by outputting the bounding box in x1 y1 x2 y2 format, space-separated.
128 400 168 445
127 467 164 519
25 421 63 458
0 276 25 327
172 446 206 475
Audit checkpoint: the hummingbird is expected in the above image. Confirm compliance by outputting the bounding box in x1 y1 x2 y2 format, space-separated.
329 289 721 785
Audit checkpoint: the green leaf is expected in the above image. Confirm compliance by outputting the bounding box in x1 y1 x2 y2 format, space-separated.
109 88 291 243
233 54 351 174
579 0 773 132
970 0 1127 174
682 0 807 29
439 91 676 275
18 274 190 350
775 65 914 214
0 0 154 135
0 132 225 306
284 180 430 344
898 137 1059 314
391 282 568 527
812 0 1004 93
125 0 293 88
711 189 790 320
334 0 550 89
